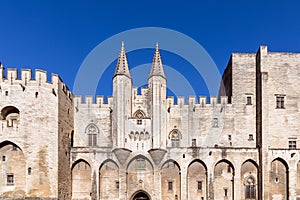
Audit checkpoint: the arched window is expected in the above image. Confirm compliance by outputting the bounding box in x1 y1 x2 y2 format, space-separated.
245 176 256 199
133 109 145 119
85 123 99 147
133 109 146 125
168 129 182 147
1 106 20 127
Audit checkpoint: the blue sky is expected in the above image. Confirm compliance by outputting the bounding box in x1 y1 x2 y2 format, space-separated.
0 1 300 99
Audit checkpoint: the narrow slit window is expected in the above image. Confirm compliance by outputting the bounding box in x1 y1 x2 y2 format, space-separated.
246 96 252 105
168 181 173 190
197 181 202 190
224 188 228 197
28 167 32 175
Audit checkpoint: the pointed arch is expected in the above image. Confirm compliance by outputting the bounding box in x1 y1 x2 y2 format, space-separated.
0 140 26 195
214 159 235 173
168 129 182 148
214 159 235 200
244 174 256 185
126 154 154 171
0 140 22 150
272 157 289 170
188 159 208 171
100 159 119 170
270 157 289 199
161 159 181 199
242 159 258 168
133 109 146 119
241 159 258 200
71 158 91 170
85 123 99 147
99 159 119 199
71 159 92 199
188 159 207 199
131 190 151 200
168 129 182 140
84 123 99 134
161 159 181 171
126 155 155 199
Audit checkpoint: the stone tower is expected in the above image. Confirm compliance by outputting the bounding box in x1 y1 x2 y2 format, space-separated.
148 43 167 149
112 42 132 148
0 67 73 199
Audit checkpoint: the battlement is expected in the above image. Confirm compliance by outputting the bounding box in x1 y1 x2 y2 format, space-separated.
74 96 113 108
74 95 232 109
132 86 149 96
166 96 232 107
0 67 73 99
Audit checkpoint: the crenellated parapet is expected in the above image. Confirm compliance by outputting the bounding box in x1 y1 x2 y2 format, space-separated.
132 86 149 96
74 95 113 108
166 95 232 108
74 94 233 111
0 67 73 99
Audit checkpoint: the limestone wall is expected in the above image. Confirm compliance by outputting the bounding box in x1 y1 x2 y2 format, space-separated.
0 68 61 198
58 78 74 199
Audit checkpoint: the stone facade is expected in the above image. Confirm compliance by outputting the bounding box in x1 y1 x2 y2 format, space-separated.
0 69 73 199
1 44 300 200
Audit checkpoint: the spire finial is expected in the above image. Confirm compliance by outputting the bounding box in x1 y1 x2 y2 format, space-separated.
149 43 166 79
113 42 131 78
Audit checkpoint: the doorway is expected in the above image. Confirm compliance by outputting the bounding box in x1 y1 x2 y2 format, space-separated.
132 190 150 200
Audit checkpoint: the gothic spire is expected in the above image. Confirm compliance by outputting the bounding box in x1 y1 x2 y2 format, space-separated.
149 43 166 79
114 42 131 78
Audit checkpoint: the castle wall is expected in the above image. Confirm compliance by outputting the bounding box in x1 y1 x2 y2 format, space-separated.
70 146 259 200
57 80 74 199
0 69 60 198
74 96 112 148
3 45 300 200
257 46 300 199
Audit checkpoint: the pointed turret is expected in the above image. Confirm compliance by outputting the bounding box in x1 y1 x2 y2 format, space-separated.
149 43 166 79
112 42 132 148
148 43 167 149
114 42 131 78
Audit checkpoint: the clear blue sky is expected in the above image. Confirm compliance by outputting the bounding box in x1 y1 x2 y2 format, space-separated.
0 1 300 98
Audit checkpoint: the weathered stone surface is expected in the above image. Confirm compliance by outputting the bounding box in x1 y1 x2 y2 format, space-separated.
113 148 132 166
148 148 167 165
2 45 300 200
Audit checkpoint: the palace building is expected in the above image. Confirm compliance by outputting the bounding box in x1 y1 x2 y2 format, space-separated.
1 44 300 200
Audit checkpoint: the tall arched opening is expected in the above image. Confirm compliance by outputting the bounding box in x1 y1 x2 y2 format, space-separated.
269 158 289 199
131 190 151 200
161 160 181 200
127 155 154 199
71 159 91 199
0 141 26 198
213 159 234 200
187 159 207 199
241 159 258 200
99 160 119 199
